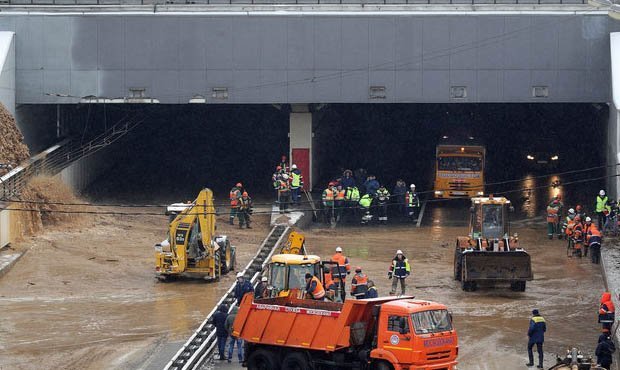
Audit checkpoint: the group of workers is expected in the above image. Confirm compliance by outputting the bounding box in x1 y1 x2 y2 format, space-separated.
271 155 304 214
546 194 603 264
321 172 420 225
228 183 253 229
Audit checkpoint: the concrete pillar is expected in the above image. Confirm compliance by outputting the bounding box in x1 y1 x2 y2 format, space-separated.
610 33 620 199
289 105 314 191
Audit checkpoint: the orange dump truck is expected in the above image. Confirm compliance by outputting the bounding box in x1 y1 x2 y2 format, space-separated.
232 293 458 370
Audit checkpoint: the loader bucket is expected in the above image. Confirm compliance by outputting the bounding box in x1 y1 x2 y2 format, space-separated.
462 250 533 281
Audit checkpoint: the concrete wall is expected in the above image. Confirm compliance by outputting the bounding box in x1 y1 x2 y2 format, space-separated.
59 143 119 193
0 12 616 105
0 32 15 115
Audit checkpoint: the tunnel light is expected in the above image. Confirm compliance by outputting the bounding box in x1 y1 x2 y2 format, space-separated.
527 155 535 160
551 155 559 161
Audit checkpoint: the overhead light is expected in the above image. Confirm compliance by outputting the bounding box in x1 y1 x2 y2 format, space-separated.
442 135 449 139
527 155 535 160
189 94 206 103
551 155 559 161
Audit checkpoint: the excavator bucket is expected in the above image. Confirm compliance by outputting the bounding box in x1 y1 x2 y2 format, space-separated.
462 250 533 281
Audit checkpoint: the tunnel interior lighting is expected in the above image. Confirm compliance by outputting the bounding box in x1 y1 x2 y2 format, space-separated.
551 155 559 161
527 155 535 160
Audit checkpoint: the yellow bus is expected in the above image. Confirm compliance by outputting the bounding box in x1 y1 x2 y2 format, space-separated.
434 144 485 199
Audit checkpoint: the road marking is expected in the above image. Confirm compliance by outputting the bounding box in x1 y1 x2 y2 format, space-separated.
416 201 427 228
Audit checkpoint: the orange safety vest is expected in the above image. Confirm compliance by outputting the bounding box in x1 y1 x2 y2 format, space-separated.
308 276 325 299
331 253 350 279
323 189 334 201
335 190 346 201
350 273 368 295
278 180 290 192
230 189 240 207
546 207 559 223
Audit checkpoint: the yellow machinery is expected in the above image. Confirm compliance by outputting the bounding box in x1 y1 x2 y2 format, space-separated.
454 196 532 292
154 188 235 281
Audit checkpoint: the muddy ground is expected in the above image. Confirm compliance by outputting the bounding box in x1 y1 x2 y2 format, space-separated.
0 210 273 370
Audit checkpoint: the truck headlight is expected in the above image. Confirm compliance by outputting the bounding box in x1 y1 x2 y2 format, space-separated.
435 191 443 195
551 155 559 161
526 155 534 160
476 191 484 196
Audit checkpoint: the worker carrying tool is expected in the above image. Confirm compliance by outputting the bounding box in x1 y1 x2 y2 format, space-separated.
546 198 561 239
350 267 369 299
289 164 303 206
376 185 390 225
304 273 325 300
388 250 410 295
599 292 615 331
238 191 253 229
331 246 351 301
406 184 420 221
526 309 546 369
229 183 242 225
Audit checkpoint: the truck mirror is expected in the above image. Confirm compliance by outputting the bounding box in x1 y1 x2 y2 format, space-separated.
448 311 454 323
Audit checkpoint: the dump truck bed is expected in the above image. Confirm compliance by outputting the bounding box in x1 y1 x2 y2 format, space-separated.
233 294 407 352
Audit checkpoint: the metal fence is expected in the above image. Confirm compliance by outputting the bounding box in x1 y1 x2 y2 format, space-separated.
0 0 589 5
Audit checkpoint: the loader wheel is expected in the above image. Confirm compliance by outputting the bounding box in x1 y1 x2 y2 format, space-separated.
248 349 280 370
221 240 233 274
282 352 310 370
454 245 462 281
510 281 526 292
214 249 222 280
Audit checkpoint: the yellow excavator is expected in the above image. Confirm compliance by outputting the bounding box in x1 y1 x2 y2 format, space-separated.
154 188 235 281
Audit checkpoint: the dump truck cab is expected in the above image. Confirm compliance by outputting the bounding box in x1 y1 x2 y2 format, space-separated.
454 196 532 291
373 299 458 369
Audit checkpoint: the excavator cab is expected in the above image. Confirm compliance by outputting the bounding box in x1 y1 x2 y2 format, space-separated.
267 254 322 297
454 196 532 292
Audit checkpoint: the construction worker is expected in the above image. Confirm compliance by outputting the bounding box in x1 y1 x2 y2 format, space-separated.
335 184 346 222
304 273 325 300
322 182 336 223
278 155 289 173
575 204 586 220
560 208 576 239
229 183 242 225
350 267 369 299
596 329 616 370
225 305 243 363
376 185 390 225
365 280 378 299
599 292 615 331
546 198 561 239
526 309 546 369
393 179 407 216
213 304 229 361
234 273 254 304
583 216 600 257
331 246 351 301
277 174 291 214
572 216 585 257
587 218 602 264
604 199 619 236
359 193 373 225
364 175 380 196
323 271 339 302
388 250 410 295
238 191 252 229
596 190 610 229
406 184 420 221
345 186 360 219
254 276 269 299
290 164 304 206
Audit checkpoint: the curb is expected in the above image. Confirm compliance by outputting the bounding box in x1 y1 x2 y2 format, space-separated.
0 248 26 279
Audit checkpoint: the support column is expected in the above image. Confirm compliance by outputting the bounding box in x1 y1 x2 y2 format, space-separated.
610 33 620 198
289 104 314 191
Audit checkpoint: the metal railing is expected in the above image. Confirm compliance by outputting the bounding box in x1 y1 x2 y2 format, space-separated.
0 0 589 6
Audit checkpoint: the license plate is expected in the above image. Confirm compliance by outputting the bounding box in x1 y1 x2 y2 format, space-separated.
451 191 466 195
537 160 548 164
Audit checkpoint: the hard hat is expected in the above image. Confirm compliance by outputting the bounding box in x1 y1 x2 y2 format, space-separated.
568 208 575 214
236 182 242 188
242 191 248 197
282 174 289 180
586 216 592 222
161 239 170 248
336 246 342 252
355 266 362 272
396 249 403 255
261 276 268 282
600 190 606 196
410 184 416 189
291 164 297 169
236 272 244 278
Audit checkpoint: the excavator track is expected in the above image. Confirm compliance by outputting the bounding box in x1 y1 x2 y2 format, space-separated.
164 224 290 370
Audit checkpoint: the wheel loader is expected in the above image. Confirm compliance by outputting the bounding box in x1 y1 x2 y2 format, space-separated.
154 188 235 281
454 195 533 291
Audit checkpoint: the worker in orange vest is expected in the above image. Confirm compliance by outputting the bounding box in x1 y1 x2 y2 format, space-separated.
335 184 346 223
331 246 351 301
350 267 369 299
599 292 615 331
586 218 603 264
304 273 325 300
322 183 336 223
572 216 585 257
546 198 560 239
229 183 242 225
323 271 340 302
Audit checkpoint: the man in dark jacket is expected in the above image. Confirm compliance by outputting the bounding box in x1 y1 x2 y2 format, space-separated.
526 309 546 368
392 179 407 216
254 276 269 299
225 306 243 363
213 304 229 360
365 280 378 298
596 331 616 369
234 272 254 304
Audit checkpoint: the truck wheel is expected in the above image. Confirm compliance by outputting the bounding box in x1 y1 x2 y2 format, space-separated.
282 352 310 370
461 280 470 291
248 349 280 370
373 360 393 370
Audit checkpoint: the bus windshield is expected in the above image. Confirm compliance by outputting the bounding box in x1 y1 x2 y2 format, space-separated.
288 264 316 290
438 156 482 172
411 309 453 334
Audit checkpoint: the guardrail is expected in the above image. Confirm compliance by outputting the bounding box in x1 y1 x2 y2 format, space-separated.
0 0 589 5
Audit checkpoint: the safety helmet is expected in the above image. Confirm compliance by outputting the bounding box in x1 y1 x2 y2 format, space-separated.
585 216 592 223
576 205 583 211
396 249 403 255
291 164 297 169
236 272 244 278
355 266 362 272
236 182 242 188
600 190 606 196
410 184 416 189
261 276 268 282
568 208 575 214
242 191 248 197
282 174 289 180
336 246 343 252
